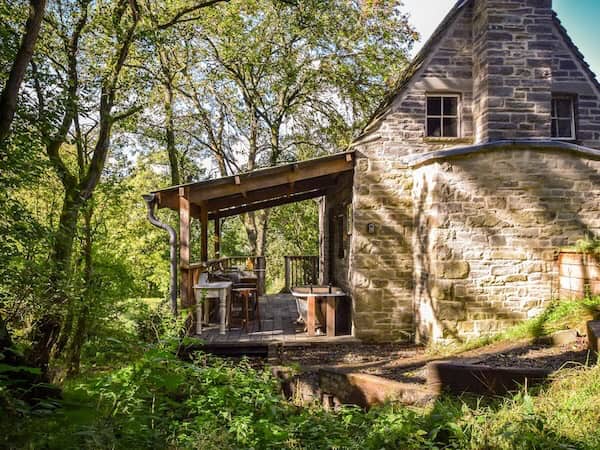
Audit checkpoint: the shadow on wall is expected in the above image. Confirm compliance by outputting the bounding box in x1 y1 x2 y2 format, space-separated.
351 147 600 343
350 155 416 342
413 149 600 343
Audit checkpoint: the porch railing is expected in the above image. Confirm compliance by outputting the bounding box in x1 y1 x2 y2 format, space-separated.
284 255 319 292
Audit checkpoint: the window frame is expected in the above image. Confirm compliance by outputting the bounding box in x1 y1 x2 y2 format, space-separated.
550 95 576 140
426 94 461 138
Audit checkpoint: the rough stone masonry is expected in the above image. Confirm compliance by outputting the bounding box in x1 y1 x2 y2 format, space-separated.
327 0 600 342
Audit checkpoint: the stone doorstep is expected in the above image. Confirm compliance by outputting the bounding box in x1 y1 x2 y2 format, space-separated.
587 320 600 354
427 361 552 396
318 368 434 409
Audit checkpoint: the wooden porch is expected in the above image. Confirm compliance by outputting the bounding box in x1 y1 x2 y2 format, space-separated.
196 293 358 344
148 151 355 319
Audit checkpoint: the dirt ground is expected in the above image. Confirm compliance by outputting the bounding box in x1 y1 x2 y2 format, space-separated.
470 337 591 371
273 335 594 383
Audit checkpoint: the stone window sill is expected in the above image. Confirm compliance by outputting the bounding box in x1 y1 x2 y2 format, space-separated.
423 137 474 145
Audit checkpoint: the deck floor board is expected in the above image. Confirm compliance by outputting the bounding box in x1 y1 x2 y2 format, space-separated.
196 294 355 345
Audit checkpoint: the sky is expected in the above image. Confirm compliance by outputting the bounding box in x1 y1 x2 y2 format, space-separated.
403 0 600 77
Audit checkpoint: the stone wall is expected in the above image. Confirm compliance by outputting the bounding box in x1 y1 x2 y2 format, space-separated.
550 20 600 148
413 148 600 342
473 0 553 142
364 2 474 157
345 0 600 342
349 150 416 341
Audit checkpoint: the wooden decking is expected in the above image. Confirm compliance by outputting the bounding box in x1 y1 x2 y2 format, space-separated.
196 294 357 345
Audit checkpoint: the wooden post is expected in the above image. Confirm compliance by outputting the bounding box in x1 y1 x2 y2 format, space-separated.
284 256 290 292
179 188 191 308
214 218 221 259
200 202 208 262
307 295 316 337
256 256 266 296
326 297 336 337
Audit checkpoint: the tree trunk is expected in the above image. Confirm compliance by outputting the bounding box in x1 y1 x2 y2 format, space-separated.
241 209 269 256
0 0 46 144
65 202 93 376
164 82 180 185
29 187 82 369
0 314 13 355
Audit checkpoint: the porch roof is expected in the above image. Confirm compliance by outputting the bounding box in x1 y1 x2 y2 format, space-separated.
152 151 355 219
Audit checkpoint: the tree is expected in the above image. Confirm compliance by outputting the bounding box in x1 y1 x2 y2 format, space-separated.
24 0 142 368
171 0 416 255
0 0 46 144
23 0 233 370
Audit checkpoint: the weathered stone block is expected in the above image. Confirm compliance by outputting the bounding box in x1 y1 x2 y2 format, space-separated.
435 261 470 279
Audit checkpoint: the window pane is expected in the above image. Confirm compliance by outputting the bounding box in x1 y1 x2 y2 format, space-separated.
551 99 556 117
557 119 572 137
551 119 559 137
427 97 441 116
443 97 457 116
427 118 441 137
555 98 572 118
443 117 458 137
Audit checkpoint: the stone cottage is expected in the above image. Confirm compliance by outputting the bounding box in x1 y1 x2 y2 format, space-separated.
320 0 600 342
149 0 600 344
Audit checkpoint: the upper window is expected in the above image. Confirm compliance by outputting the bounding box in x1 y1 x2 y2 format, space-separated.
426 95 459 137
551 96 575 139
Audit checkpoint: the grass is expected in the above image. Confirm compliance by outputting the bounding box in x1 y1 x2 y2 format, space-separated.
428 296 600 357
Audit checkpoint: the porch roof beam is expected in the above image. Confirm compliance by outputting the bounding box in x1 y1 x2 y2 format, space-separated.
205 175 338 212
209 188 327 219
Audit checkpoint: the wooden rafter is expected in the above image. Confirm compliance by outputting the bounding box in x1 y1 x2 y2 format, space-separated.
209 188 327 219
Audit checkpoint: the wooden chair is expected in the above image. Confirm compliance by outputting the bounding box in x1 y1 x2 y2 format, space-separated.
228 283 261 333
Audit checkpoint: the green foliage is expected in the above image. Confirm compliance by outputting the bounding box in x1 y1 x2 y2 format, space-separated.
266 200 319 292
3 333 600 449
3 297 600 448
575 237 600 254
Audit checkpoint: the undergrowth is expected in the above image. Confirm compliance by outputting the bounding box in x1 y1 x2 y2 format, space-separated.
1 297 599 449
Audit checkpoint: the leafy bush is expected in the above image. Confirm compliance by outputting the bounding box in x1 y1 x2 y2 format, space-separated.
3 339 600 450
128 299 167 343
3 298 600 449
575 237 600 254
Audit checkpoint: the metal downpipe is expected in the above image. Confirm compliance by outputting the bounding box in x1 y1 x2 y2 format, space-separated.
142 194 178 316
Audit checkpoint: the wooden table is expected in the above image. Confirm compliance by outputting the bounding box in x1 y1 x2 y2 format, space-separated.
193 281 232 335
290 287 346 337
306 295 338 337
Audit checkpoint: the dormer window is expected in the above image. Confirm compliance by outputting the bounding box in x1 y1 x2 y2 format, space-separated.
426 95 459 137
551 96 575 140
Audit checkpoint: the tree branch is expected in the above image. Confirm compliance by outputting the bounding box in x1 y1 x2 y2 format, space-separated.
156 0 230 30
